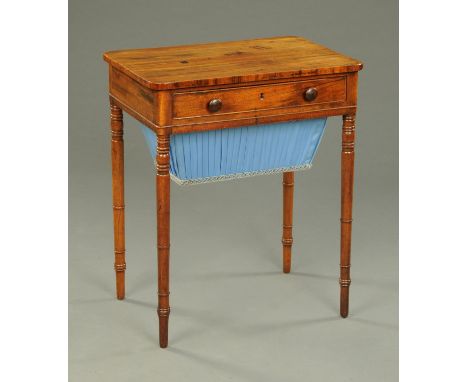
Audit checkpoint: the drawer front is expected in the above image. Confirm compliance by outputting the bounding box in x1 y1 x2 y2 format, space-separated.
172 76 346 119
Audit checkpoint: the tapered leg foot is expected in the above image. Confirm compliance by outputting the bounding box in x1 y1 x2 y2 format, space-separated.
157 308 170 348
282 172 294 273
110 103 126 300
340 282 350 318
340 114 356 317
115 267 125 300
283 247 292 274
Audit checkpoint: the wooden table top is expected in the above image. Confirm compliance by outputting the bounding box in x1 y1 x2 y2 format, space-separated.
103 36 363 91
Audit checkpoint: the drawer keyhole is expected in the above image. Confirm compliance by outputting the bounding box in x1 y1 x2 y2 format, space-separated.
259 92 264 100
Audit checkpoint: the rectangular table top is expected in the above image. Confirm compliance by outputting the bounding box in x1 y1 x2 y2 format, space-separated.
103 36 363 91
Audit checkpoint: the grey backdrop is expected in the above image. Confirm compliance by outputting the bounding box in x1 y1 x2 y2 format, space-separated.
69 0 398 381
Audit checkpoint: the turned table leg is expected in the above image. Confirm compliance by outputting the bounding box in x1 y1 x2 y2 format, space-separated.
340 114 356 318
282 171 294 273
110 103 126 300
156 133 171 348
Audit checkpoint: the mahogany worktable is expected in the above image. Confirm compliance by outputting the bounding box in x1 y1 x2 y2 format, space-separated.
103 36 363 348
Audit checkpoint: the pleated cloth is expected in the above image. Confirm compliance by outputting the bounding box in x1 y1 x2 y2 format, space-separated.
140 118 327 185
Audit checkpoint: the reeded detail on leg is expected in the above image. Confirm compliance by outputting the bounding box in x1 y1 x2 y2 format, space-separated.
342 143 354 153
157 307 171 317
110 104 123 119
342 115 356 154
339 278 351 287
110 105 124 139
342 115 355 133
111 130 123 140
156 135 171 175
282 238 293 246
114 263 127 272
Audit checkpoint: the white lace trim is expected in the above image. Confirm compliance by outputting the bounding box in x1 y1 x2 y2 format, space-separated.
168 163 313 186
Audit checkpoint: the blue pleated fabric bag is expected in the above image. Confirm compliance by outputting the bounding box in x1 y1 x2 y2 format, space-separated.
140 118 327 185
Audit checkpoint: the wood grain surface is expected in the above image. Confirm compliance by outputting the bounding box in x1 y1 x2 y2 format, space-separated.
104 36 362 90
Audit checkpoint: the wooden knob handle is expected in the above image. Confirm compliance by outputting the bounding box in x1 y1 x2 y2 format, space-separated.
207 98 222 112
304 88 318 101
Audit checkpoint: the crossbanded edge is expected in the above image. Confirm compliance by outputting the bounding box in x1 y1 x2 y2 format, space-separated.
139 118 327 185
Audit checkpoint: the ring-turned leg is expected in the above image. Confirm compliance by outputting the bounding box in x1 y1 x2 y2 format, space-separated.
110 103 126 300
340 114 356 318
282 171 294 273
156 133 171 348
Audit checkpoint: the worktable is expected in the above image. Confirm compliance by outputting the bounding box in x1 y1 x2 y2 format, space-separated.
103 36 363 348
